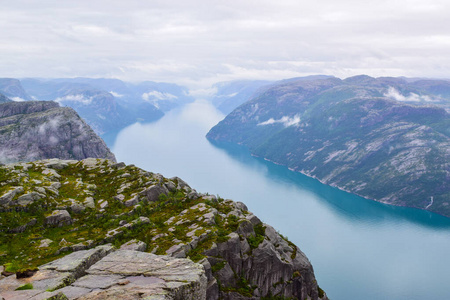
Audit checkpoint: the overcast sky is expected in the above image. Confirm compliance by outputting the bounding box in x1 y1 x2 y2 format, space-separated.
1 0 449 88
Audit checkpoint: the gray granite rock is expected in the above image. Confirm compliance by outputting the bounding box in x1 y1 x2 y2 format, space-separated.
0 101 116 164
70 203 86 214
73 274 125 289
236 219 255 238
139 185 168 203
119 239 147 252
41 244 114 279
56 286 92 299
0 186 23 206
124 195 139 207
83 197 95 209
39 238 54 248
79 250 207 300
44 210 73 227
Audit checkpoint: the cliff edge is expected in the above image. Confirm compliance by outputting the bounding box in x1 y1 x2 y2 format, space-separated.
0 158 327 300
0 101 115 163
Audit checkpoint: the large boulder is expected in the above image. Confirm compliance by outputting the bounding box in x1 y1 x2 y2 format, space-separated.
44 210 73 227
139 185 169 202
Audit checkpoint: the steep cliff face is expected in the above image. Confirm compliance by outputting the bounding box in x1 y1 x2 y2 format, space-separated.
0 78 31 101
207 75 450 217
0 158 327 300
0 93 11 104
0 101 116 163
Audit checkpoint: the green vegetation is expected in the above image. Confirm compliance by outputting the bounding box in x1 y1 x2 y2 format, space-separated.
15 283 33 290
247 223 266 249
211 261 226 273
0 159 255 273
222 276 255 297
318 286 325 298
0 158 322 299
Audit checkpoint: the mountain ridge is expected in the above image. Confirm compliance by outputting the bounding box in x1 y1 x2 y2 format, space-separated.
207 75 450 217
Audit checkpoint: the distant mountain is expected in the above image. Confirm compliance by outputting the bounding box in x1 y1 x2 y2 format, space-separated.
0 101 116 163
0 93 11 104
210 80 273 114
207 75 450 217
133 81 193 112
20 79 162 135
0 78 32 101
209 76 339 115
18 78 194 135
39 77 194 112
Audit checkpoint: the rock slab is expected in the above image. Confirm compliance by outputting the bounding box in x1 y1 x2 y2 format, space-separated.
0 249 207 300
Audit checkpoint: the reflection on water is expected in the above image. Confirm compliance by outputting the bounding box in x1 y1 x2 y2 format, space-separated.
111 100 450 300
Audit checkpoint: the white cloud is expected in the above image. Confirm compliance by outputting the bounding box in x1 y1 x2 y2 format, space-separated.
0 1 450 87
11 97 26 102
188 86 218 98
258 115 301 127
142 91 177 101
38 117 61 135
218 92 238 98
109 91 123 98
48 135 59 145
54 94 93 105
384 87 437 102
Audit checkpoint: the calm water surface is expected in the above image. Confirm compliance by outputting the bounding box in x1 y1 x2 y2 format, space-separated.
109 100 450 300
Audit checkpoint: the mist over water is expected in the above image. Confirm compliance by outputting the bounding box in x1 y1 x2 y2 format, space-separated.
111 100 450 300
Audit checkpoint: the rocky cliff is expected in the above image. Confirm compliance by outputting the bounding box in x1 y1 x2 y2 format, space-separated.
0 101 116 163
0 158 327 300
207 75 450 217
0 94 11 104
0 78 31 101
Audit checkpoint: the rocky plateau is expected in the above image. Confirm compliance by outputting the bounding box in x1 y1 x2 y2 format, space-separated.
0 158 327 300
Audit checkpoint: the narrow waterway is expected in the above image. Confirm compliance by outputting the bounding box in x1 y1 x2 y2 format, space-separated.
109 100 450 300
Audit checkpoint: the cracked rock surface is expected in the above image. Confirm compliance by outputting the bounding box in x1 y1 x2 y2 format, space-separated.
0 246 206 300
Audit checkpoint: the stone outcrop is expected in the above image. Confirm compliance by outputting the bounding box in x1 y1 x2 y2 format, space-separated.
0 246 206 300
0 159 327 300
44 210 73 227
0 101 115 164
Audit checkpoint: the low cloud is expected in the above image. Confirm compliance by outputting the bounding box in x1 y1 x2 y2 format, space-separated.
188 87 218 98
48 135 59 145
142 91 178 101
38 117 61 135
384 87 436 102
258 115 301 127
11 97 26 102
109 91 123 98
55 94 93 105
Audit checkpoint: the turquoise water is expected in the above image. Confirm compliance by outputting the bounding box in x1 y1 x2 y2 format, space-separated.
110 100 450 300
